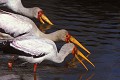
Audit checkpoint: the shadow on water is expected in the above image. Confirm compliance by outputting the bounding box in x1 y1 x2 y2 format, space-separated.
0 0 120 80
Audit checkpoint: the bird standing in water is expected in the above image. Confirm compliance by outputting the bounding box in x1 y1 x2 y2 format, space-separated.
0 0 53 25
4 33 95 72
0 9 92 70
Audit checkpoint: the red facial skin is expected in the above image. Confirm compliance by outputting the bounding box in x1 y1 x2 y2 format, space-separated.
38 11 43 19
72 46 77 56
65 33 71 43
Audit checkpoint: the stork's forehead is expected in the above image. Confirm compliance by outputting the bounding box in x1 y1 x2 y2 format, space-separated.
60 29 68 34
34 7 42 12
33 7 42 18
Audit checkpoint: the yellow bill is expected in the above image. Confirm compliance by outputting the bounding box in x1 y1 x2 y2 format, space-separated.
40 14 53 25
75 54 88 70
70 36 91 54
71 46 95 70
76 50 95 68
39 17 45 24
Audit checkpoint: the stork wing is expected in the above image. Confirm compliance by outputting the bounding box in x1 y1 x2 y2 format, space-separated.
0 32 13 39
10 38 56 56
0 13 33 37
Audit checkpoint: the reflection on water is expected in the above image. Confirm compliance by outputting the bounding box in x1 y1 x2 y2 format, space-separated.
0 60 95 80
38 24 53 33
0 0 120 80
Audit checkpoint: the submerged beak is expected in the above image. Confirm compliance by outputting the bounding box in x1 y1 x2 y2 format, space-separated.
72 47 95 70
66 33 91 54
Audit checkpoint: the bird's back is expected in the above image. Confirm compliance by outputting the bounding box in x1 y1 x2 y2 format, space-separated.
0 11 33 37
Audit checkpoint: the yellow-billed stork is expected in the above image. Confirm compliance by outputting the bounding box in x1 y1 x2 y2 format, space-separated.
0 0 53 25
5 34 95 72
0 10 94 71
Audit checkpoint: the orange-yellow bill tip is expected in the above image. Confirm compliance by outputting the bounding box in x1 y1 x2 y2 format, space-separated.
70 36 91 54
41 14 53 25
77 50 95 68
75 54 88 70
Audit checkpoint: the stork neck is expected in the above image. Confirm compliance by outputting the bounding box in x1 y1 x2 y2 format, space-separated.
7 0 34 18
37 30 63 42
49 43 74 63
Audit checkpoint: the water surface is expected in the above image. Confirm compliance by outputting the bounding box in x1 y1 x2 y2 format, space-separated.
0 0 120 80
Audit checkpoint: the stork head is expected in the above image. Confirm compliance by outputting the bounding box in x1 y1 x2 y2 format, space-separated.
34 7 53 25
58 29 91 54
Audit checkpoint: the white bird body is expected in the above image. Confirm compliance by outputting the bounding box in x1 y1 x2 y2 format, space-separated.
0 10 42 37
0 0 7 4
9 34 74 64
0 10 91 55
0 1 94 71
11 36 57 57
0 10 65 41
4 33 94 72
0 13 33 37
0 9 94 71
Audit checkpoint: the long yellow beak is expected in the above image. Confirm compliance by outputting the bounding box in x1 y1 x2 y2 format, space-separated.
70 36 91 54
72 47 95 70
75 54 88 70
76 50 95 68
40 14 53 25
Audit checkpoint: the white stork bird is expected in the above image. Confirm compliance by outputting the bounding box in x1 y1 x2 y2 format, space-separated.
0 10 93 71
2 33 95 72
0 0 53 25
0 10 90 54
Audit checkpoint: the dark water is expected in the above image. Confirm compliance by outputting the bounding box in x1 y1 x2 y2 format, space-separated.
0 0 120 80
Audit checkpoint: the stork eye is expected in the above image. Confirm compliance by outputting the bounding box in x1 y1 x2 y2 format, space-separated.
38 11 41 14
66 35 69 38
65 33 71 43
66 33 71 38
38 11 43 18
